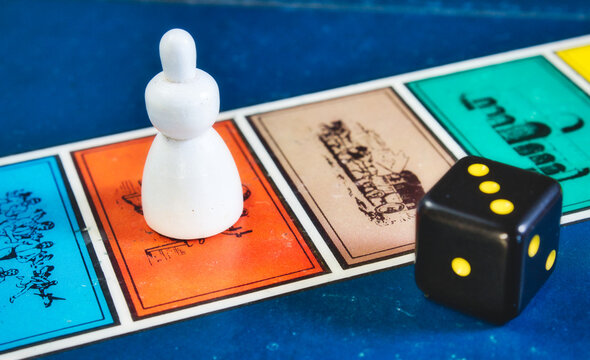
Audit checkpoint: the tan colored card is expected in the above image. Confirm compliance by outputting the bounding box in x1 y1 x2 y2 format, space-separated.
249 88 454 267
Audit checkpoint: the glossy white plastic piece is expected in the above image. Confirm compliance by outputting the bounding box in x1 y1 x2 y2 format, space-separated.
142 29 243 239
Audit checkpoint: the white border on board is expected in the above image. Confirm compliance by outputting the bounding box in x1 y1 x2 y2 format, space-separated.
544 51 590 97
58 150 134 325
232 115 343 271
2 33 590 359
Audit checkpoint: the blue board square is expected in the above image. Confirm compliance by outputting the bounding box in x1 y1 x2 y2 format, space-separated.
0 156 115 352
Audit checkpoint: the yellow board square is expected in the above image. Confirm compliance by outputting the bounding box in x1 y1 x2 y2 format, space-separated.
557 44 590 82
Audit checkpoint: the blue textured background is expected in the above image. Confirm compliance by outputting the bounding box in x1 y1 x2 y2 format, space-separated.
0 0 589 358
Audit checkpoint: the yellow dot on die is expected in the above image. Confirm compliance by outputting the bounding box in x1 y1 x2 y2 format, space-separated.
490 199 514 215
545 250 556 271
528 235 540 257
468 163 489 177
479 181 500 194
451 257 471 277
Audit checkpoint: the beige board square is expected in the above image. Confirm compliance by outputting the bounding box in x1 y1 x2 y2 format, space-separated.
249 88 454 267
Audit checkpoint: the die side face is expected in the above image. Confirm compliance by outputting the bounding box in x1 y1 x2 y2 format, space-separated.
415 209 520 322
519 200 561 310
415 156 562 324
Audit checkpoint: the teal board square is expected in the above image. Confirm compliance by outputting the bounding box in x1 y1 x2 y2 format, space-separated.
408 56 590 214
0 157 115 352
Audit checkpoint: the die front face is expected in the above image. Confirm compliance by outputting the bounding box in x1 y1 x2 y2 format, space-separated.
415 209 521 322
415 156 562 324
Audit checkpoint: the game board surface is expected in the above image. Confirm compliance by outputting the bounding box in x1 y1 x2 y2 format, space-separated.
1 1 589 359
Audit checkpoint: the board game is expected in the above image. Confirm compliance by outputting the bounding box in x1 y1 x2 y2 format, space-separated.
1 33 590 359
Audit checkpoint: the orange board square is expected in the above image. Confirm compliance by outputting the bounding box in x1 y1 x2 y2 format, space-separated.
72 120 326 318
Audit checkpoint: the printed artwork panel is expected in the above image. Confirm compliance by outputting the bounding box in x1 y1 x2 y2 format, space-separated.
0 157 114 352
408 56 590 213
249 88 453 267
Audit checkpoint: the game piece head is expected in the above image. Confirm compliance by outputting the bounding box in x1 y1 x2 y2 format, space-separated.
145 28 220 140
160 29 197 83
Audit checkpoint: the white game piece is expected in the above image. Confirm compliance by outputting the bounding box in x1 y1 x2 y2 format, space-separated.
142 28 243 239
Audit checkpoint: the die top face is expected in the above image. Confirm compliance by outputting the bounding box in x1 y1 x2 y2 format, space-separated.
423 156 562 235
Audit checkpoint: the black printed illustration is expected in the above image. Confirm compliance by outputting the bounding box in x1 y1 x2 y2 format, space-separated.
460 93 590 182
0 190 62 307
119 180 253 264
319 120 425 225
145 240 194 265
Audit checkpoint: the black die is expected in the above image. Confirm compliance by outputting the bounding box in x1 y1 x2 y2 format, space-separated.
414 156 562 324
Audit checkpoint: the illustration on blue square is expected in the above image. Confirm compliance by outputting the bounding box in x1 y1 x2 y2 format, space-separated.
0 157 115 352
